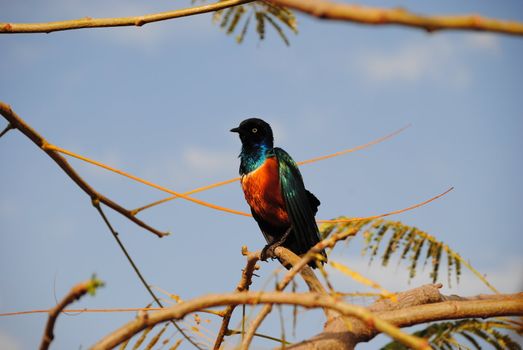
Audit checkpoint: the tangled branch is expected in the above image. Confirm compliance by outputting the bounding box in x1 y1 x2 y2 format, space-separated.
92 291 427 350
93 286 523 350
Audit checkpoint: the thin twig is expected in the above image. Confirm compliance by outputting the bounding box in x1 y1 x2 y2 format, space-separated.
92 202 202 350
213 247 260 350
0 102 167 237
317 186 454 223
132 124 410 214
226 329 292 344
270 0 523 36
47 143 251 217
39 277 104 350
0 0 255 34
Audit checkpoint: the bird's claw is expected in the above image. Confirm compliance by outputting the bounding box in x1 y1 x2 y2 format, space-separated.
260 244 277 261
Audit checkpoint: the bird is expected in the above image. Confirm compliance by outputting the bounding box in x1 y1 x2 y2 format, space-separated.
231 118 326 268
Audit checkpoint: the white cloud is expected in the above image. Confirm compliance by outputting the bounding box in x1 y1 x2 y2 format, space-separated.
465 33 501 52
357 37 454 83
355 34 501 87
183 146 237 176
0 331 22 350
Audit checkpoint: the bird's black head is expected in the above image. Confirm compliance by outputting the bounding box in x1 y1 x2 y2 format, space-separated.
230 118 274 150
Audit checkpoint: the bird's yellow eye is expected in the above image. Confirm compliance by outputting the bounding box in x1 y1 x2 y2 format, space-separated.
252 128 258 133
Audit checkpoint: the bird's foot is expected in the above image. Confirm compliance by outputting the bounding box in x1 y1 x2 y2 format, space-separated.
260 227 293 261
260 244 278 261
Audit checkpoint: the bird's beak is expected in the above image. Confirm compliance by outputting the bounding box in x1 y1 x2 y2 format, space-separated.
230 127 240 133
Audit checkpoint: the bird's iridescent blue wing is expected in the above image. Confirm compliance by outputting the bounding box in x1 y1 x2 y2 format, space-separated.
274 148 324 258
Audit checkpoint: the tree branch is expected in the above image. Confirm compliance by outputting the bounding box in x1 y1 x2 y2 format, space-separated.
240 246 337 349
213 247 260 350
40 277 104 350
0 0 254 34
270 0 523 36
93 291 433 350
286 284 523 350
0 101 167 237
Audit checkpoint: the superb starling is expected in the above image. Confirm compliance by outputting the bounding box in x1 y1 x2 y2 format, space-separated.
231 118 326 268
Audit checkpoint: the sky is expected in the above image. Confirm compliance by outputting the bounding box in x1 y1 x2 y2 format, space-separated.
1 0 522 349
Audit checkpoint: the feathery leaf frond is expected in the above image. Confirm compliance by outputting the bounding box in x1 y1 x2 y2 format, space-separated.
382 319 522 350
320 218 497 293
197 1 297 44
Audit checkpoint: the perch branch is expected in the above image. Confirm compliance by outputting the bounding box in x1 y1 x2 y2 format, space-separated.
0 0 255 34
270 0 523 36
39 277 104 350
0 102 167 237
240 246 335 349
215 246 332 349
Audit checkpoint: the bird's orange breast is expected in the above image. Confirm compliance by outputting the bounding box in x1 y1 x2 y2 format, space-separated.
241 157 289 226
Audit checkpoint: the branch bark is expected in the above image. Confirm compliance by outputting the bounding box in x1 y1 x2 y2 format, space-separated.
269 0 523 36
0 0 254 34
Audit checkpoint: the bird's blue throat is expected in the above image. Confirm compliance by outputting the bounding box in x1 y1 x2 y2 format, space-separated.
239 144 274 175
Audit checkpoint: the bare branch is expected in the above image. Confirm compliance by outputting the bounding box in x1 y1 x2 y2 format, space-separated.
0 0 254 34
270 0 523 36
0 101 167 237
240 247 336 349
93 291 433 350
213 247 260 350
40 277 104 350
214 246 332 349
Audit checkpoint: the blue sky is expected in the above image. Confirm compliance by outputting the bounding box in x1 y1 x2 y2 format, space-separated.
1 1 522 349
